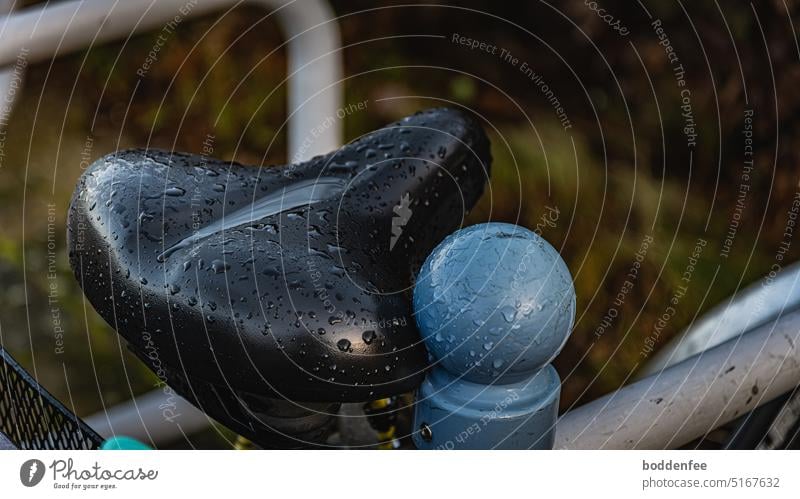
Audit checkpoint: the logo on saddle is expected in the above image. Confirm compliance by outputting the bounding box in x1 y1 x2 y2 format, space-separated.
390 193 413 250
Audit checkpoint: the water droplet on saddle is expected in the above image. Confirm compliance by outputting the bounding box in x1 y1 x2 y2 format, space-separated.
211 259 229 273
362 330 376 345
337 338 351 352
169 284 180 295
287 212 304 221
165 187 185 196
327 244 347 257
483 342 493 351
329 160 360 174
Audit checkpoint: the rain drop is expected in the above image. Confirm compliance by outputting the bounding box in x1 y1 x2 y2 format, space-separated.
211 259 230 273
337 338 351 352
362 330 376 345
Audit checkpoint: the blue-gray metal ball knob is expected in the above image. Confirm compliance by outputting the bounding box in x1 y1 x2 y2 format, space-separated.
414 222 576 384
412 222 576 449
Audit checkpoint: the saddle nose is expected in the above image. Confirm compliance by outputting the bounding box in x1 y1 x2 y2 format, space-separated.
67 108 491 441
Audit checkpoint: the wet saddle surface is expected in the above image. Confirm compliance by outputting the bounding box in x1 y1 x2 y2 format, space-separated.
68 108 490 434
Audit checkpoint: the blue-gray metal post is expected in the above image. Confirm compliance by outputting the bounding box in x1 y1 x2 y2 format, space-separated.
412 222 576 449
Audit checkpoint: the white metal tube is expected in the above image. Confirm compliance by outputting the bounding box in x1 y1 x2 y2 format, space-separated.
556 309 800 449
273 0 342 161
642 262 800 376
0 0 230 65
0 0 342 160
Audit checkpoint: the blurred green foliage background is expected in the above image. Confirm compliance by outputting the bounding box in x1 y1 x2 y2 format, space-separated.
1 0 799 445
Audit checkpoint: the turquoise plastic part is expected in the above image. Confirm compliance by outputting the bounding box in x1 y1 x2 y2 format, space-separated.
100 436 151 450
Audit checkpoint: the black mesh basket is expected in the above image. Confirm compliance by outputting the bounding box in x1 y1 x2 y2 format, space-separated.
0 347 103 450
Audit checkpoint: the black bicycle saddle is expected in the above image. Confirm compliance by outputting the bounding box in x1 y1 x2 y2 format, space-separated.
68 108 490 442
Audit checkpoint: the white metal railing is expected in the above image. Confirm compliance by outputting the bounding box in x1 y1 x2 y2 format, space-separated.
0 0 342 161
557 309 800 449
642 262 800 376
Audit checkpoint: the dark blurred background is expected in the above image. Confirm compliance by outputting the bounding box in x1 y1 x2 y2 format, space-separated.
1 0 799 446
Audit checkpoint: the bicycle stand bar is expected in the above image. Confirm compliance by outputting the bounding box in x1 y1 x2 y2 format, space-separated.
556 308 800 449
0 0 343 162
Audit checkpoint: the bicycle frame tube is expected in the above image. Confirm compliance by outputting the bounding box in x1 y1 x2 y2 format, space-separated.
0 0 343 161
642 262 800 376
556 308 800 449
